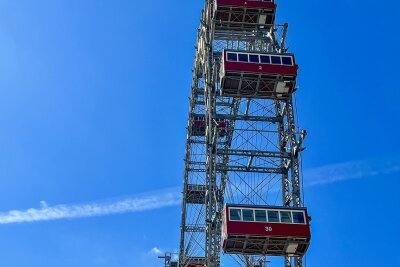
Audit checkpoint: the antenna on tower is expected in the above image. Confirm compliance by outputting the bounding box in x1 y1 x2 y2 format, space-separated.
158 253 178 267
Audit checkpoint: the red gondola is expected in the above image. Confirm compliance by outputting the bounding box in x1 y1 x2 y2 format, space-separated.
186 184 207 204
222 205 311 256
214 0 277 32
191 115 229 137
184 257 206 267
220 50 298 99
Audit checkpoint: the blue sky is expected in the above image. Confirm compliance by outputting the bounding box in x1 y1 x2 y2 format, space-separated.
0 0 399 266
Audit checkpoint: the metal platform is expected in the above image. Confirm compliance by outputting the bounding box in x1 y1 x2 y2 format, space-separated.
223 235 310 256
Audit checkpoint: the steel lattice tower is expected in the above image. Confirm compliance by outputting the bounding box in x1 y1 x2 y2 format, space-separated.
178 1 308 267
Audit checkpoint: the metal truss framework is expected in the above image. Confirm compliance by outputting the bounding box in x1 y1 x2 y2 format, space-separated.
179 1 306 267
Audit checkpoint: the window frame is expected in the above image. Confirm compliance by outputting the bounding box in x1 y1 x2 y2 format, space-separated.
229 208 242 221
238 53 249 63
242 208 255 222
249 54 260 63
291 211 306 224
228 207 307 225
279 210 293 224
225 51 294 67
254 209 267 222
281 56 294 66
226 52 238 62
270 55 282 65
267 210 280 223
259 55 271 64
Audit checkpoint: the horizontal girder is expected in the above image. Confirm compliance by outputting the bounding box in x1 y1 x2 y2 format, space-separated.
187 162 284 174
216 164 285 174
192 113 282 123
216 149 290 158
185 225 206 233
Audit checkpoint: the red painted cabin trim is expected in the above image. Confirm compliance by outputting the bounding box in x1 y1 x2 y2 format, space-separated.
222 50 298 76
219 50 298 99
193 121 228 128
223 206 311 238
216 0 276 9
222 205 311 256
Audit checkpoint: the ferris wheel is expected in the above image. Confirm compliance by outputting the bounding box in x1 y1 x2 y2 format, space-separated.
177 1 311 267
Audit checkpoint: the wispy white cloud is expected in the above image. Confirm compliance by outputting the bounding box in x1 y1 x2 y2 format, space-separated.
0 189 180 224
0 157 398 225
149 247 163 256
303 156 400 187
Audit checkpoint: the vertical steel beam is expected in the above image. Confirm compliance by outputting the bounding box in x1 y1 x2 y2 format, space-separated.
203 1 221 267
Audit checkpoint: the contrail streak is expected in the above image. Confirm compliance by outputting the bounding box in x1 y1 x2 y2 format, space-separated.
0 189 180 224
0 157 398 224
303 156 400 186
